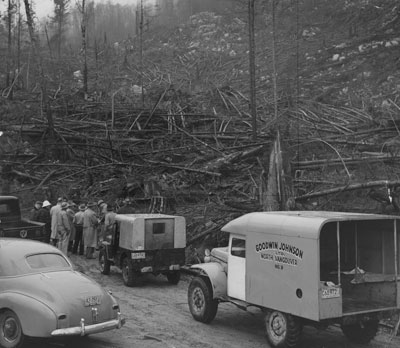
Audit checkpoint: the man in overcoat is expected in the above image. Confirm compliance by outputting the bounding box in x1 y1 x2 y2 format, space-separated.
57 202 71 255
83 202 99 259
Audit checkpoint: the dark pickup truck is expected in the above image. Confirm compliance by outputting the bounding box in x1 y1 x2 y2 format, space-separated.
0 196 49 242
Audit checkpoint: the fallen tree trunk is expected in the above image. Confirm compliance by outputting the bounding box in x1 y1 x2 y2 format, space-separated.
295 180 400 201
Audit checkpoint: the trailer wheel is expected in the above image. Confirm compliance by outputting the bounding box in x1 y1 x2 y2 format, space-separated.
265 311 302 348
121 257 137 287
341 319 379 344
99 249 111 275
166 271 181 285
0 310 25 348
188 276 218 324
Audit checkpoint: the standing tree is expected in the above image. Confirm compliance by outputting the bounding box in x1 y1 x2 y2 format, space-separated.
6 0 16 96
248 0 256 140
76 0 94 94
52 0 70 59
23 0 57 158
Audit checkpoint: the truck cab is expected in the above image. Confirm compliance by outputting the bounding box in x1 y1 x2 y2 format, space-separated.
0 196 48 242
188 211 400 347
99 214 186 286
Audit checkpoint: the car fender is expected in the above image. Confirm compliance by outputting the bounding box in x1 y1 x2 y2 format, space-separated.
0 292 57 337
191 263 227 299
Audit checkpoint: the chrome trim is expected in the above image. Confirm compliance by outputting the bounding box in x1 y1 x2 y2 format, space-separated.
51 312 125 337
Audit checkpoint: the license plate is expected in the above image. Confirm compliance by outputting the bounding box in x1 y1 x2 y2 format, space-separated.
131 252 145 259
322 287 340 299
84 295 101 306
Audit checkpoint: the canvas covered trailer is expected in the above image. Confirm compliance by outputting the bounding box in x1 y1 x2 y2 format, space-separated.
99 214 186 287
221 211 400 322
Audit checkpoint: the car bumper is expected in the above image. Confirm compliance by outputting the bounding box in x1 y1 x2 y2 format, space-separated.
51 312 125 337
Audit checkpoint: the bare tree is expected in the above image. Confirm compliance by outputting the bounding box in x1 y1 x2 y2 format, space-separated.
76 0 93 94
6 0 16 96
52 0 71 59
248 0 257 140
23 0 56 155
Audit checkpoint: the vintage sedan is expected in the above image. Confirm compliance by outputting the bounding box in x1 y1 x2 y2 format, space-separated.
0 238 125 348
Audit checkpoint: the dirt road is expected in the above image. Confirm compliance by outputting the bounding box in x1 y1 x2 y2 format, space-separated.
29 254 400 348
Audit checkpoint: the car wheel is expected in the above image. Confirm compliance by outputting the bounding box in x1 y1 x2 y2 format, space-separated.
341 319 379 344
99 249 111 275
121 257 138 287
0 310 25 348
166 271 180 285
265 310 302 348
188 276 218 324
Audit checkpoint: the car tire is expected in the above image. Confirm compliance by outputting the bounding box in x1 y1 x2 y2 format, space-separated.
166 271 180 285
0 310 25 348
99 249 111 275
341 319 379 344
188 276 218 324
121 257 137 287
265 310 302 348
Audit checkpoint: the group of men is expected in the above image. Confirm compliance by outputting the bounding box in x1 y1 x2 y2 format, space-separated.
31 198 116 259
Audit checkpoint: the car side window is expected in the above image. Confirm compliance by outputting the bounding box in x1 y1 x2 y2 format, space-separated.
231 238 246 258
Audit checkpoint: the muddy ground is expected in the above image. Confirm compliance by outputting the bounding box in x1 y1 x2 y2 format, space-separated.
26 253 400 348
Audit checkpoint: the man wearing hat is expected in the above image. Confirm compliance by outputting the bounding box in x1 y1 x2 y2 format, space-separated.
66 202 77 254
30 201 42 221
57 202 71 255
37 200 52 243
102 204 116 241
50 197 63 246
97 200 107 247
83 202 99 259
72 204 86 255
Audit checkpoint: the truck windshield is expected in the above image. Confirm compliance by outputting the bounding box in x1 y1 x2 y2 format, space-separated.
0 200 20 218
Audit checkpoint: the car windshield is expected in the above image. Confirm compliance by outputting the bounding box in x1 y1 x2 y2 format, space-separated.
0 252 71 276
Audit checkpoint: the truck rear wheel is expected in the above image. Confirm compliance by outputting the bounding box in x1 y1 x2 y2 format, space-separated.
265 311 302 348
188 276 218 324
166 271 181 285
122 257 137 287
341 319 379 344
99 249 111 275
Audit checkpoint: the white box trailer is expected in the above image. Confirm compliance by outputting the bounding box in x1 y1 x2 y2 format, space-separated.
188 211 400 347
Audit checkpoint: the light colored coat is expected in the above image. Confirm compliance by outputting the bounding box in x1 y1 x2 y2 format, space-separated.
83 208 99 248
50 203 62 240
57 209 71 254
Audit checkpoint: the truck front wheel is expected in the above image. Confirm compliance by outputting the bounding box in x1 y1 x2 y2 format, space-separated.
341 319 379 344
188 276 218 324
265 311 302 348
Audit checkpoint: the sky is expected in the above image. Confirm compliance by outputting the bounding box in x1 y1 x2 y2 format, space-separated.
0 0 142 19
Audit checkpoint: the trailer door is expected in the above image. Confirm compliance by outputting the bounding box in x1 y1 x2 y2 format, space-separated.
227 235 246 300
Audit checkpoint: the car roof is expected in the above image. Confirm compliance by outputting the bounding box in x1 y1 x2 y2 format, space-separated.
221 211 400 239
0 239 70 276
0 238 58 253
